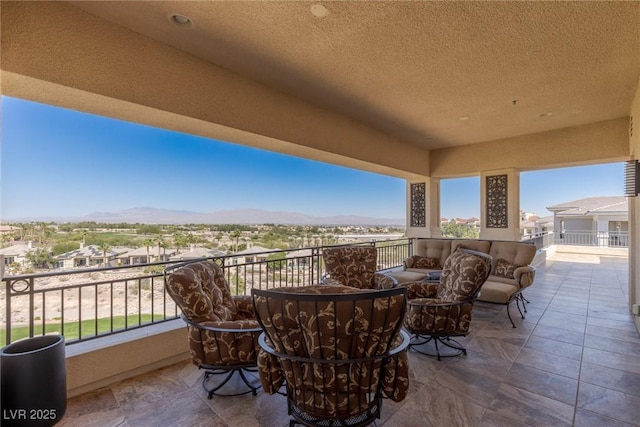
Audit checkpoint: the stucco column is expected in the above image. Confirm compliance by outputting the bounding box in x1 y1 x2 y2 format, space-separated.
406 178 441 238
479 168 521 241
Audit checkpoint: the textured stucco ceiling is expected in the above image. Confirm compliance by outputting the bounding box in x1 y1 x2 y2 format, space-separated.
68 1 640 150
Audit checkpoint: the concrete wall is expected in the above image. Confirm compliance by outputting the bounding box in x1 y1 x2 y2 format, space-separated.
64 320 190 397
429 118 629 178
563 218 594 231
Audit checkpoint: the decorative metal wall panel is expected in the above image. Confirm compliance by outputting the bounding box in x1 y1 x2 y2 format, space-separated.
410 183 426 227
486 175 508 228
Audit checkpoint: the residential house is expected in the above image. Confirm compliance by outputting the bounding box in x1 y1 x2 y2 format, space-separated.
285 248 314 269
547 196 629 246
56 244 129 269
169 247 226 261
0 225 21 240
0 241 36 271
232 245 279 264
520 215 554 238
117 246 177 265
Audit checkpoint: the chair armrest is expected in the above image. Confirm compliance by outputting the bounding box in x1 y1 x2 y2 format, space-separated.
322 276 344 287
374 273 398 289
404 281 438 299
514 266 536 288
181 313 262 333
407 298 472 309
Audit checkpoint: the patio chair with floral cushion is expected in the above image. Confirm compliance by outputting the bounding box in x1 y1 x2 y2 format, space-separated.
322 246 397 289
164 259 262 398
252 284 410 427
403 247 492 360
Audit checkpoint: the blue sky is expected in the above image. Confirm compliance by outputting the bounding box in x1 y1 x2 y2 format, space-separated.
1 96 625 221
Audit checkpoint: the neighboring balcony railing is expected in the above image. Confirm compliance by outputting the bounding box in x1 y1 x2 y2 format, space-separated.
554 230 629 247
520 231 554 250
1 239 410 346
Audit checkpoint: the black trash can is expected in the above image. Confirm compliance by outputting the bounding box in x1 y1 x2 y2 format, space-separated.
1 335 67 426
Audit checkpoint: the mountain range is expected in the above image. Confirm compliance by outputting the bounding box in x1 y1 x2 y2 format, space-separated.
7 207 406 226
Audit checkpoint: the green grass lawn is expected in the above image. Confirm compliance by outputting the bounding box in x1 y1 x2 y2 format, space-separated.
1 314 166 346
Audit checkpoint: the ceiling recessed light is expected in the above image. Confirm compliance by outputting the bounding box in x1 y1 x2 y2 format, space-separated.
170 14 193 28
310 4 329 18
536 112 552 118
459 116 470 121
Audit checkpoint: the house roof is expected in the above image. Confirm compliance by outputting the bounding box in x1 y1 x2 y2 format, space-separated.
56 245 128 260
169 248 226 261
234 246 279 256
0 225 21 233
121 246 177 257
286 249 313 258
0 244 35 256
546 196 628 216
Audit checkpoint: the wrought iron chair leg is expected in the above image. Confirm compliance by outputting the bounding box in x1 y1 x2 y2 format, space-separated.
202 368 261 399
515 297 525 319
409 333 466 360
506 303 517 328
238 367 260 396
440 337 467 355
203 370 235 399
520 294 529 312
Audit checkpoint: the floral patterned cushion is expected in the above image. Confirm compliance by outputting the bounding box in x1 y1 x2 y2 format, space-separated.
166 260 260 368
492 258 520 279
404 249 491 336
322 246 378 289
409 255 441 269
253 285 409 419
437 248 491 302
404 298 475 334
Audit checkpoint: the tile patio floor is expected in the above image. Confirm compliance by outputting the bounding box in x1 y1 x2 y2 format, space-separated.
58 252 640 426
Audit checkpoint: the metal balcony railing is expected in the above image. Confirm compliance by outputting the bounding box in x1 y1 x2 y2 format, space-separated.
1 239 411 346
520 231 555 250
554 231 629 247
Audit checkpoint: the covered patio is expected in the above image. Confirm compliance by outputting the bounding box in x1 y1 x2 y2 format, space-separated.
2 2 640 425
56 251 634 426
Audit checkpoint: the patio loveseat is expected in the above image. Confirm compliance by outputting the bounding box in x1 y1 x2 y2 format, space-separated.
389 238 537 328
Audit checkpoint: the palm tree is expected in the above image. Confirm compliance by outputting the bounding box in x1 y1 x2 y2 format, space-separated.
230 230 241 253
143 238 155 263
97 242 111 266
173 232 185 254
155 236 167 260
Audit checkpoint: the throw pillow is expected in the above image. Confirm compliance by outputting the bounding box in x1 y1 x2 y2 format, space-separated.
493 258 519 279
411 255 440 269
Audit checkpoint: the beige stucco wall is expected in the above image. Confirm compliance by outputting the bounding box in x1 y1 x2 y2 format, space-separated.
64 320 190 397
430 118 629 178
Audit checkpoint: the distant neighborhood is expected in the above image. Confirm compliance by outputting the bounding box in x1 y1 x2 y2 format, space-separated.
0 222 405 274
0 196 628 274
